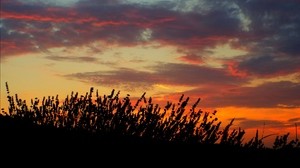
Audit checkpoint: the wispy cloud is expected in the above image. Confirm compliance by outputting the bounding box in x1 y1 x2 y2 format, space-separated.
45 55 99 63
177 55 203 64
65 63 246 88
238 119 286 129
233 56 300 77
288 117 300 123
184 81 300 108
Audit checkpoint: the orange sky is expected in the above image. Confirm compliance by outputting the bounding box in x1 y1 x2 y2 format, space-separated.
1 0 300 147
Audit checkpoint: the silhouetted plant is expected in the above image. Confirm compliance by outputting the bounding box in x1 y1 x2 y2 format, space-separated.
1 82 299 150
243 130 265 149
220 119 245 147
273 133 300 150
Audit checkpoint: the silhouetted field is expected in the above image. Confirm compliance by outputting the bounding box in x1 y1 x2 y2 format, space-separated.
1 116 299 161
1 83 299 160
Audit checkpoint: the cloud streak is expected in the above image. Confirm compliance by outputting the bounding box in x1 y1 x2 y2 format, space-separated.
233 56 300 77
65 62 300 108
45 55 99 63
184 81 300 108
65 63 246 88
238 119 286 129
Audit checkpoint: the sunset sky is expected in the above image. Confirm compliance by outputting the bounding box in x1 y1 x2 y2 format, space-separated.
1 0 300 145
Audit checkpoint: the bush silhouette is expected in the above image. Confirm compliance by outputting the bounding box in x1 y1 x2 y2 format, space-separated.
1 82 299 153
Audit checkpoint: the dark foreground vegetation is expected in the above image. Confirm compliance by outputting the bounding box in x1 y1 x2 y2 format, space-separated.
1 83 299 160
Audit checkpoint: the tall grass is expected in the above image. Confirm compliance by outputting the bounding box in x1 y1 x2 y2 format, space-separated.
1 82 299 149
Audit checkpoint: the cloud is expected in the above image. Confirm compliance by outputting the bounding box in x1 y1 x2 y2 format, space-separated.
228 118 247 121
0 0 175 57
234 55 300 77
274 27 300 57
177 55 203 64
288 118 300 123
17 0 81 7
65 63 245 87
65 68 155 91
0 0 243 59
228 0 300 77
196 81 300 108
151 10 241 50
2 0 300 110
2 0 300 61
64 61 300 108
238 119 285 129
151 63 245 85
45 56 99 63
